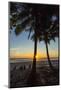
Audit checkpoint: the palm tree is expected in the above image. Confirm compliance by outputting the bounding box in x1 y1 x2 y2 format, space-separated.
9 2 39 74
39 15 59 71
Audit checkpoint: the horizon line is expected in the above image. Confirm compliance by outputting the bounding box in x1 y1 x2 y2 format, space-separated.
10 57 58 60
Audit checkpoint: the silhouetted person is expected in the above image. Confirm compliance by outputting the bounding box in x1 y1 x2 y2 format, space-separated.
24 65 26 70
29 64 31 69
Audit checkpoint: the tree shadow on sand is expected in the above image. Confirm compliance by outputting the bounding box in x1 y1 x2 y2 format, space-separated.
27 66 59 87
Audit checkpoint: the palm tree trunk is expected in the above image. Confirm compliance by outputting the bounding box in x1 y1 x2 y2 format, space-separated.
45 41 54 70
27 36 37 86
32 35 37 72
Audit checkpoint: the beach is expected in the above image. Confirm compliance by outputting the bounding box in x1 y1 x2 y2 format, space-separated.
9 59 59 88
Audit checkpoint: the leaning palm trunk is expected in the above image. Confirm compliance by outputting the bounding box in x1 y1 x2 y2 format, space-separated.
45 41 54 71
32 35 37 73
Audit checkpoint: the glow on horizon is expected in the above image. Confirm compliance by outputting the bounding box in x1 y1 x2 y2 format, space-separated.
10 47 58 59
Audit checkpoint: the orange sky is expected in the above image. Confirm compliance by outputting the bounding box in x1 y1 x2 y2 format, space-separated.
10 48 58 59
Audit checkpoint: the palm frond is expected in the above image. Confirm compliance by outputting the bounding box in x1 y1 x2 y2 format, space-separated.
15 24 24 35
30 33 35 41
28 27 33 39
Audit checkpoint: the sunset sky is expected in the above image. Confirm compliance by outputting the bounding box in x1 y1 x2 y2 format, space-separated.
10 28 58 60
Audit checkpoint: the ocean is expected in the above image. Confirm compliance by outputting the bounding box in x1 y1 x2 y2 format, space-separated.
9 59 59 71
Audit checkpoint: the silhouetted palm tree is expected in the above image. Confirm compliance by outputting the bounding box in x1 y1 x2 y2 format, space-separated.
39 15 59 70
9 2 39 73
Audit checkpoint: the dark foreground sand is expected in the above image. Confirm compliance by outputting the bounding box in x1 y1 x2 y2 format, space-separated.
9 60 59 88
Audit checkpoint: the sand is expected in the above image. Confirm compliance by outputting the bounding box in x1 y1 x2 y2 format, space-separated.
9 60 59 88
